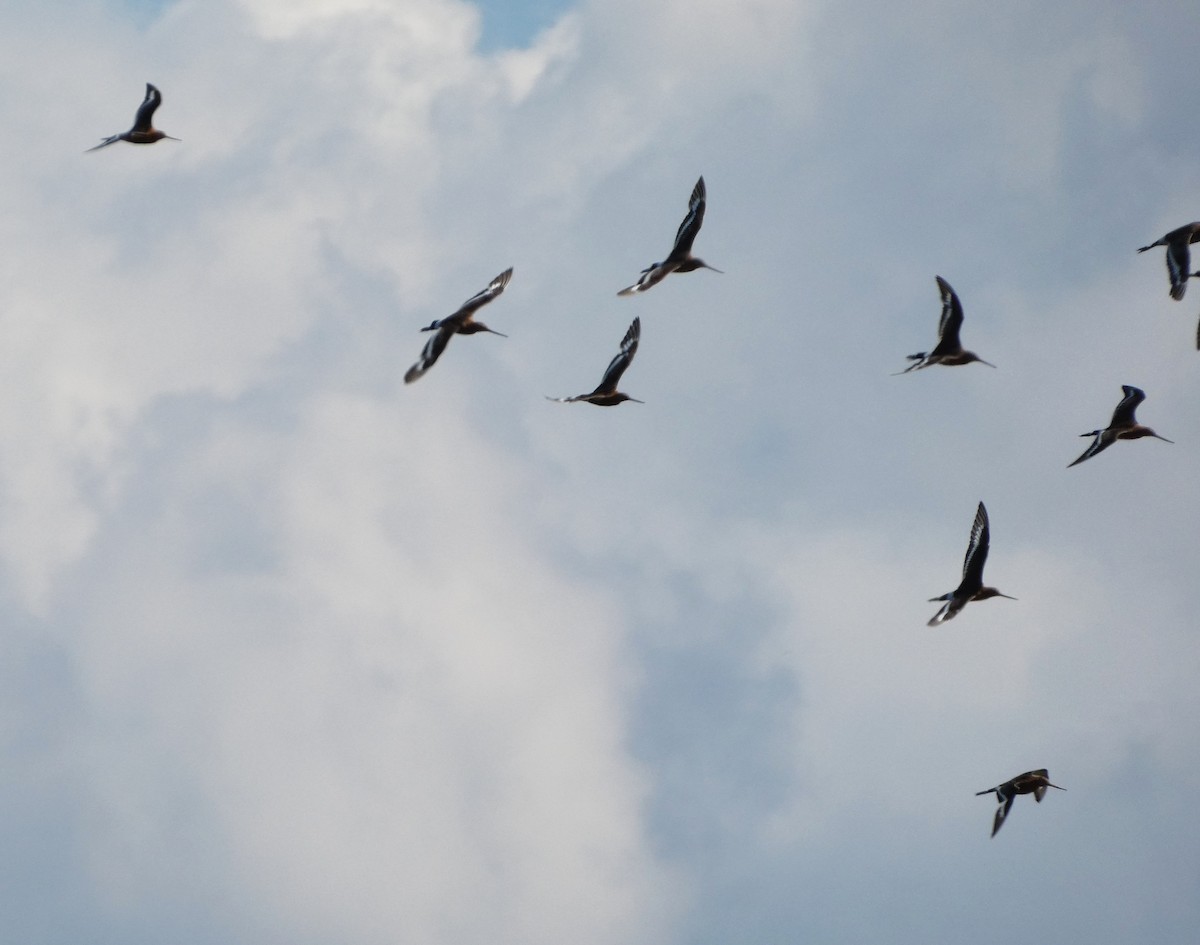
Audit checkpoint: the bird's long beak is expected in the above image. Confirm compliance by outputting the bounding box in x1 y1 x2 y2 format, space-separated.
1153 434 1174 443
487 329 508 337
979 359 997 368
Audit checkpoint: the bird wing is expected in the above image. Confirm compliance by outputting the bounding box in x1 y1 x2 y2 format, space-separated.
960 501 990 585
934 276 964 349
992 794 1015 837
1111 385 1145 427
86 135 122 152
1068 432 1109 467
926 599 961 626
132 84 162 134
592 318 640 394
1167 239 1192 300
404 326 453 384
452 267 513 320
664 177 707 264
618 265 668 296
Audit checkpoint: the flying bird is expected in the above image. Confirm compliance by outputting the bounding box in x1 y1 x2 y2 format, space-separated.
976 769 1065 837
404 268 512 384
897 276 995 373
547 317 642 406
1069 385 1173 467
618 177 722 296
927 502 1015 627
1137 222 1200 301
87 83 179 152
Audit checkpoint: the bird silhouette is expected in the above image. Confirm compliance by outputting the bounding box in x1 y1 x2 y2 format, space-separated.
976 769 1065 837
404 268 512 384
547 318 643 406
897 276 995 373
87 83 179 152
927 502 1015 626
618 177 721 295
1069 385 1173 467
1137 222 1200 301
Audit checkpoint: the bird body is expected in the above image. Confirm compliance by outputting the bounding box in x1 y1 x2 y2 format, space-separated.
927 502 1015 626
976 769 1065 837
898 276 995 373
1137 222 1200 301
404 268 512 384
88 83 179 151
618 177 721 295
548 318 642 406
1069 385 1173 467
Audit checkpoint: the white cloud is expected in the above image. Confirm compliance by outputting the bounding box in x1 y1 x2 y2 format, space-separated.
1 0 1199 942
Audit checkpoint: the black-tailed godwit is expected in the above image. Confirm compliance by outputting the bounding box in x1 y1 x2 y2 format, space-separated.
1068 385 1173 467
976 769 1065 837
404 268 512 384
618 177 721 296
897 277 995 373
87 83 179 152
1137 222 1200 301
547 318 642 406
927 502 1015 626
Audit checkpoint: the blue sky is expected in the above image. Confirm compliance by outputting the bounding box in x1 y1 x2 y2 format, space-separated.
125 0 574 48
1 0 1199 942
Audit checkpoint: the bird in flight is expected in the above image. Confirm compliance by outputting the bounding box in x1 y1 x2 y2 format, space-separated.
618 177 721 296
1068 385 1173 467
87 83 179 152
404 268 512 384
1137 222 1200 301
547 317 643 406
897 276 995 373
927 501 1015 626
976 769 1065 837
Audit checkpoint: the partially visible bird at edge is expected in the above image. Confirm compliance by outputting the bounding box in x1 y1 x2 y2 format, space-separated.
1068 385 1173 467
404 268 512 385
976 769 1065 837
927 501 1015 627
1137 222 1200 301
547 317 642 406
87 83 179 152
896 276 995 373
617 177 722 296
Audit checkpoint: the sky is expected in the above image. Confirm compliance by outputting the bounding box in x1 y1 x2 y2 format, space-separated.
1 0 1199 942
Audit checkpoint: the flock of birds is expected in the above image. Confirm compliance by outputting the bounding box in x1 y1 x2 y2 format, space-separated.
89 82 1188 837
398 175 719 403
